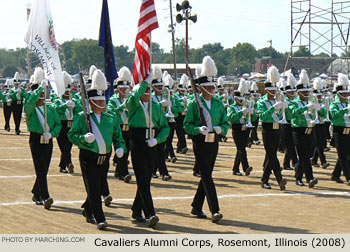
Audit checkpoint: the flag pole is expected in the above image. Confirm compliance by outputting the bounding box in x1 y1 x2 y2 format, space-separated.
149 34 153 139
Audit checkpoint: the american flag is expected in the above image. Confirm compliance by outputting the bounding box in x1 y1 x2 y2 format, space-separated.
132 0 159 85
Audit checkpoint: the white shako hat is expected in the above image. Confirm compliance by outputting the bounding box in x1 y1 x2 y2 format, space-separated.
87 69 107 100
296 69 311 91
29 75 35 85
31 67 44 90
277 78 287 92
265 65 279 90
87 65 97 84
217 76 224 90
312 77 323 94
152 66 163 85
114 66 132 88
250 81 259 94
164 74 174 90
13 72 20 83
286 72 297 91
197 56 217 86
334 73 349 93
178 74 188 90
62 71 73 91
238 78 249 95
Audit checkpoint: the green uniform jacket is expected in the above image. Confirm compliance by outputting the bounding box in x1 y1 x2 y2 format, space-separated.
24 87 61 137
183 95 230 136
0 91 7 103
173 93 186 115
227 103 245 124
68 111 126 154
330 96 350 127
125 82 170 144
107 93 128 125
285 97 294 121
52 95 83 121
9 87 27 101
289 97 326 127
257 96 282 123
152 92 179 118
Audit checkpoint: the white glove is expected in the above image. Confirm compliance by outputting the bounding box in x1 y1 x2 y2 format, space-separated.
146 138 157 147
199 126 209 135
347 105 350 112
40 80 48 89
213 126 222 134
145 72 154 84
282 101 289 109
84 133 96 143
242 108 250 115
43 132 52 141
307 103 315 110
182 96 188 102
273 101 283 110
115 148 124 158
223 94 229 99
314 103 321 111
17 88 21 93
66 100 75 108
160 99 171 107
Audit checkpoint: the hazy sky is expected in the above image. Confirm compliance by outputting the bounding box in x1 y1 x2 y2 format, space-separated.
0 0 333 54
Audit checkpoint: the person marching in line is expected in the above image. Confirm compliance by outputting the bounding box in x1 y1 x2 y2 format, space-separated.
329 74 350 185
68 69 125 230
1 79 12 131
227 87 253 177
184 56 229 223
163 74 180 163
150 66 172 181
9 72 27 135
125 72 169 227
248 81 261 146
281 73 298 170
52 71 81 174
258 66 288 190
289 69 321 188
174 74 188 154
310 77 330 169
107 66 132 183
24 67 61 209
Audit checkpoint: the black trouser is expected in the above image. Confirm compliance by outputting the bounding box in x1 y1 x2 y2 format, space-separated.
29 132 53 200
130 128 157 218
311 124 327 165
154 142 169 176
3 102 12 130
232 124 250 172
80 149 111 223
189 135 200 173
325 121 331 141
332 127 350 180
191 134 220 213
249 119 259 143
12 101 23 133
293 127 314 182
282 124 298 168
165 122 176 159
56 120 73 169
115 129 130 177
261 124 283 184
175 114 187 151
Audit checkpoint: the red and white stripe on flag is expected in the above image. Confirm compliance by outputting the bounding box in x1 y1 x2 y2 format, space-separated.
133 0 159 85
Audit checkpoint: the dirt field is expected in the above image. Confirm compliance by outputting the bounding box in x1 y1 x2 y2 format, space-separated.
0 113 349 234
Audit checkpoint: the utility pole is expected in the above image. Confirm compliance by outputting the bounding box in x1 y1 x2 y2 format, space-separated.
169 0 177 80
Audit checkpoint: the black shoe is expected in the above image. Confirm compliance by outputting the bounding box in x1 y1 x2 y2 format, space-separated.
347 180 350 186
162 175 172 181
324 147 330 152
124 174 132 183
132 213 146 223
283 166 293 171
279 178 287 191
233 171 242 176
211 212 223 223
104 195 113 207
147 215 159 228
245 167 253 176
261 183 271 189
15 131 20 135
82 209 95 224
321 162 330 169
296 180 305 186
191 208 207 219
181 147 188 154
67 163 74 173
331 176 344 184
32 196 43 205
223 137 228 142
170 157 177 163
254 140 260 145
165 158 171 162
247 142 252 148
97 221 108 230
308 178 318 188
152 174 158 179
193 171 201 177
176 149 181 153
5 127 10 132
59 168 68 173
43 198 53 209
311 162 320 167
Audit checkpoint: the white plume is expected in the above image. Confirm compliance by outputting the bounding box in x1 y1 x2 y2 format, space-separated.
33 67 44 84
152 66 163 80
267 65 280 83
91 69 107 91
89 65 97 80
201 56 217 77
14 72 20 81
180 74 189 86
164 74 174 89
313 77 323 91
29 75 34 84
298 69 310 86
250 81 258 92
338 73 349 86
195 65 202 78
62 71 73 86
217 77 224 86
117 66 132 82
162 71 169 81
238 78 249 94
287 73 297 87
278 78 287 89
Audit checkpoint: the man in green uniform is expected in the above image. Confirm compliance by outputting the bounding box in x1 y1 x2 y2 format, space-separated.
68 69 126 230
184 56 229 223
24 67 61 210
0 80 12 131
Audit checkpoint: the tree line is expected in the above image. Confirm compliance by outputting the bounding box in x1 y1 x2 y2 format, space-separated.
0 38 334 79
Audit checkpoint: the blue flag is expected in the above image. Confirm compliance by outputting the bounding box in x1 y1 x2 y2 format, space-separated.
99 0 118 102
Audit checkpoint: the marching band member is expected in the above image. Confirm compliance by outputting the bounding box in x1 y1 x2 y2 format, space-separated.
1 79 12 131
9 72 27 135
24 67 61 209
184 56 229 223
107 66 132 183
289 69 322 188
248 81 260 146
52 71 81 173
68 69 126 230
258 66 288 190
329 74 350 185
227 87 253 176
125 72 169 227
174 74 188 154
